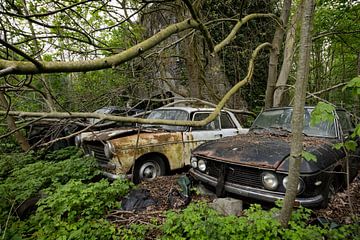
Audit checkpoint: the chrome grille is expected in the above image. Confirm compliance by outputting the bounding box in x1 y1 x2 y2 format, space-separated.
83 142 108 163
204 158 262 188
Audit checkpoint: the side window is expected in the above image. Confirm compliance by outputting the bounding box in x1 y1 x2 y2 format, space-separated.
336 110 354 133
192 112 220 131
220 113 236 129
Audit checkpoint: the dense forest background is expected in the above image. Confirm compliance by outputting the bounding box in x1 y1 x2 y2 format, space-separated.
1 0 358 115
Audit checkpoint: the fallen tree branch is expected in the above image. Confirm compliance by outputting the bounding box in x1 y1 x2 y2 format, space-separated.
0 19 199 75
0 43 271 127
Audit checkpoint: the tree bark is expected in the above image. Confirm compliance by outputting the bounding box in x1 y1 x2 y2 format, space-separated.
23 0 56 111
279 0 314 227
264 0 292 109
273 3 303 107
0 92 30 151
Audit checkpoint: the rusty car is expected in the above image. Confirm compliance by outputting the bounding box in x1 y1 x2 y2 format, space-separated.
190 106 360 208
76 105 249 183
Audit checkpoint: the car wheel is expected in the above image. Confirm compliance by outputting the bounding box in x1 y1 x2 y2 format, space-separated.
133 156 166 184
321 175 338 208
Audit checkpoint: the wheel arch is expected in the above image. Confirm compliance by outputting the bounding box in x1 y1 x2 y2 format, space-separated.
134 152 170 175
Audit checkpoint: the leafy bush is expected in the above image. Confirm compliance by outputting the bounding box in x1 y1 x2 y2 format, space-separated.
161 202 359 240
25 178 133 240
0 147 100 227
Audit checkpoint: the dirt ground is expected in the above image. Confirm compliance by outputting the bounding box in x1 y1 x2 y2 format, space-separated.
108 173 360 228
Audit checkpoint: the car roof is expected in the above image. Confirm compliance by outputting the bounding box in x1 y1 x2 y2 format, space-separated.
154 106 229 114
264 106 346 111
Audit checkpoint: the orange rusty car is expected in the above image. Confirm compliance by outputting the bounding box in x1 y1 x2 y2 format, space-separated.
76 106 248 183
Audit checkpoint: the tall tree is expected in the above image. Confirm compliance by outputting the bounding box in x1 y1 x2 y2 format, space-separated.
264 0 292 109
279 0 315 227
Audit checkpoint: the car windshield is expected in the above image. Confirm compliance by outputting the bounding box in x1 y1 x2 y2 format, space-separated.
251 108 336 138
143 109 189 131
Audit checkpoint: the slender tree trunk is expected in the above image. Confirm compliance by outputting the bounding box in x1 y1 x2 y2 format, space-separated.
279 0 314 227
23 0 56 112
264 0 292 109
0 92 31 151
273 3 303 107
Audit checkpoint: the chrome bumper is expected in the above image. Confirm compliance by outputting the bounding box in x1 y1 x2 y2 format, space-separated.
189 169 324 208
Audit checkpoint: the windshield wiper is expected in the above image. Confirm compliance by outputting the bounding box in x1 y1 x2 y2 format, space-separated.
268 126 291 133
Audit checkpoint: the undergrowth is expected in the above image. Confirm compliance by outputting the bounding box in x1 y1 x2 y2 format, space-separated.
0 147 358 239
161 202 360 240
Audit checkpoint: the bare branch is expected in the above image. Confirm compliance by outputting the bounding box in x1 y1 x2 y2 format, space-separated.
0 43 271 126
0 0 96 18
0 38 42 69
214 13 277 53
0 19 199 75
0 66 16 77
182 0 214 52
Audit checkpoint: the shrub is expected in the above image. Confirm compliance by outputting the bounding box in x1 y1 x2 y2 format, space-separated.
24 178 133 240
0 147 100 227
161 202 359 240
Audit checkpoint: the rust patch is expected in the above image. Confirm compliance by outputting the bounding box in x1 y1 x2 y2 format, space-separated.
108 132 185 174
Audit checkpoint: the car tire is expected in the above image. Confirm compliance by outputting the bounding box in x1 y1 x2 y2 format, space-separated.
321 174 339 208
133 156 166 184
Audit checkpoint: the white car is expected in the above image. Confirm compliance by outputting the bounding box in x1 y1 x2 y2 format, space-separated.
77 106 248 183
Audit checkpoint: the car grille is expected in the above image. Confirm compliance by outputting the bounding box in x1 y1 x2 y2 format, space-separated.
203 158 262 188
83 142 108 163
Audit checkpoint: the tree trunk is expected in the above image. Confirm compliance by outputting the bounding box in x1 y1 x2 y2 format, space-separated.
264 0 292 109
0 92 31 151
273 3 303 107
279 0 314 227
23 0 56 112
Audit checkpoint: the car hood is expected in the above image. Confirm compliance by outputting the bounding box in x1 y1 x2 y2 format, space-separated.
192 133 340 172
80 127 163 142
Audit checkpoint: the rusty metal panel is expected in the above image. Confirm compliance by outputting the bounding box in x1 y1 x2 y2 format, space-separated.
108 132 185 175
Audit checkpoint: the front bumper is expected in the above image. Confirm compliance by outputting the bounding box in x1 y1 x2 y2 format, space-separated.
190 169 324 208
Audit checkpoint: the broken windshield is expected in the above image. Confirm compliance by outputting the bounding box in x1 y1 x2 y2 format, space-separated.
251 108 336 138
143 109 189 131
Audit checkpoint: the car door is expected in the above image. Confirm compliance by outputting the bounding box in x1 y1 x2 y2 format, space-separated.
182 112 222 165
220 112 243 137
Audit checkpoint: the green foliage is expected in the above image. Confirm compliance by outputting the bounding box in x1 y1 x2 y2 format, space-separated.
310 102 335 126
161 202 359 240
0 147 100 226
309 1 359 108
302 150 317 162
343 76 360 95
26 179 133 240
0 147 139 240
0 127 21 153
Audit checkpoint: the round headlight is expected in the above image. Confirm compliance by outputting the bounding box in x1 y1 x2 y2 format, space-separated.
262 172 279 190
74 135 82 147
104 142 115 159
198 159 206 172
190 156 198 168
283 176 304 194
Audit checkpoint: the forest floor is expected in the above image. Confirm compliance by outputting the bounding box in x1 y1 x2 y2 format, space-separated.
108 173 360 228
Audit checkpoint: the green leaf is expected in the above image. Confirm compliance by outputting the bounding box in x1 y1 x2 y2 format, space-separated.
310 102 335 126
344 140 357 152
302 151 317 162
333 143 344 150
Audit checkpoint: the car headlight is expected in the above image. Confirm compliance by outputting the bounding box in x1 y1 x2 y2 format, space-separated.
198 159 206 172
104 142 115 159
191 156 198 168
262 172 279 190
74 135 82 147
282 176 304 194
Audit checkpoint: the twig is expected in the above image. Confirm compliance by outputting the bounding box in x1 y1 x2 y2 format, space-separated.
0 116 46 140
2 201 15 240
